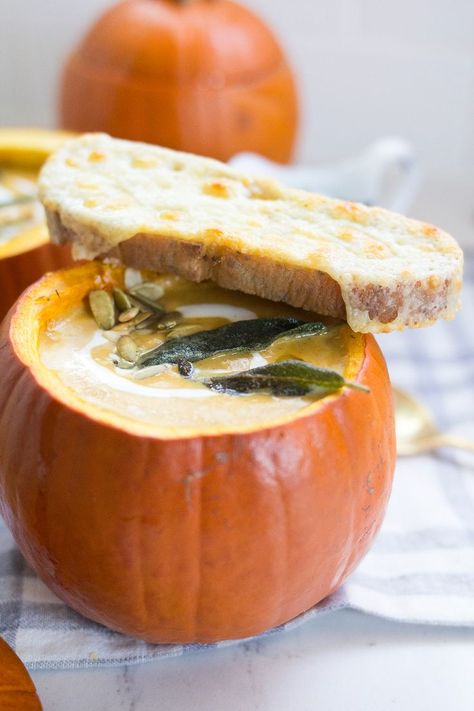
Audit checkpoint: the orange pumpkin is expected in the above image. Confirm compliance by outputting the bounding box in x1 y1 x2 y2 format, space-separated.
0 262 395 643
0 229 71 322
0 637 42 711
59 0 299 162
0 129 74 321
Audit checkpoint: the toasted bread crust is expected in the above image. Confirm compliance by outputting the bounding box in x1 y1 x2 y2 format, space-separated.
45 207 457 328
46 207 346 317
40 134 463 333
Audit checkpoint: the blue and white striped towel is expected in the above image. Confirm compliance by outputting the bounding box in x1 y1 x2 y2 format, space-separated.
1 253 473 670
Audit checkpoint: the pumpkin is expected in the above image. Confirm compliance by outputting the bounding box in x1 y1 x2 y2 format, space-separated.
0 227 72 322
0 262 395 643
0 128 73 321
0 637 42 710
0 128 74 169
59 0 299 162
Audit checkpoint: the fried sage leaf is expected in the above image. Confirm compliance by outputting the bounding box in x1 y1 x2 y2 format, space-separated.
272 321 329 344
136 317 312 368
202 360 369 397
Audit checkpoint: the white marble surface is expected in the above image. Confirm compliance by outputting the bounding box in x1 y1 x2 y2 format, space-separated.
31 610 474 711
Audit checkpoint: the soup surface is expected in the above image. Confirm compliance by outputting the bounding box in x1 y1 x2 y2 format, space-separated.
40 271 355 433
0 168 42 246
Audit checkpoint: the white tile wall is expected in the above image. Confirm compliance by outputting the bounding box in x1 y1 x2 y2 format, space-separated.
249 0 474 182
1 0 473 238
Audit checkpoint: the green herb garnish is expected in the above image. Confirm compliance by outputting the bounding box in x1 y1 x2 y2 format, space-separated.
272 321 329 344
136 318 326 369
202 360 369 397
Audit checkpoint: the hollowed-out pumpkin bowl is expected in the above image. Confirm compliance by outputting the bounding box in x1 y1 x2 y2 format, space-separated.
0 261 395 643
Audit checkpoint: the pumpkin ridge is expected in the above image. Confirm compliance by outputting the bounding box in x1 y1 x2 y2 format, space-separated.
274 449 291 625
191 438 205 640
62 51 295 91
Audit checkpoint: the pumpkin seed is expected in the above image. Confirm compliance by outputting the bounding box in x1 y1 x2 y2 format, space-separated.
115 357 136 370
130 282 164 302
133 311 163 331
118 306 140 323
136 317 320 369
156 310 183 330
88 290 116 330
113 288 132 312
129 292 164 314
202 360 369 397
167 323 204 339
116 335 139 364
103 330 122 343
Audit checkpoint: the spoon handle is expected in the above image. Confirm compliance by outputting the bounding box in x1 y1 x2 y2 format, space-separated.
437 434 474 453
398 434 474 456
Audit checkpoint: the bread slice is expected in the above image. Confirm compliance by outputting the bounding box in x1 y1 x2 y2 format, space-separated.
39 133 463 333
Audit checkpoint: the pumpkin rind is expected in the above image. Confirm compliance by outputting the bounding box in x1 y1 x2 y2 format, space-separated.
0 264 395 643
0 638 42 711
59 0 299 162
0 234 71 322
0 129 74 320
0 128 75 170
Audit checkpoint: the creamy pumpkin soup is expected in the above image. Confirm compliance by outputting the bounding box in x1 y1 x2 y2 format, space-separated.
40 271 363 433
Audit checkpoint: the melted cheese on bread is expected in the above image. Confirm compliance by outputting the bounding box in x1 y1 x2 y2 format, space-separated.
39 133 463 333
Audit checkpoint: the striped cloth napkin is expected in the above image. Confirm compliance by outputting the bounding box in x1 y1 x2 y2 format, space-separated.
1 254 473 671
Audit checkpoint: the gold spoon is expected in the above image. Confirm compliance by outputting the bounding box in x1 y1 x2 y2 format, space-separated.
394 387 474 456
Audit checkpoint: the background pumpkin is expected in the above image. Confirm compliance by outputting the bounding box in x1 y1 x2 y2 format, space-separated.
0 128 73 321
0 263 395 643
59 0 299 162
0 637 42 711
0 228 71 322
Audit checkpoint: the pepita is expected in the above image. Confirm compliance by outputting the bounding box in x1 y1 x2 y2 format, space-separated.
130 282 164 302
118 306 140 323
166 323 204 340
88 290 116 330
133 312 163 331
116 335 139 364
155 311 183 330
129 292 164 314
113 288 132 312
